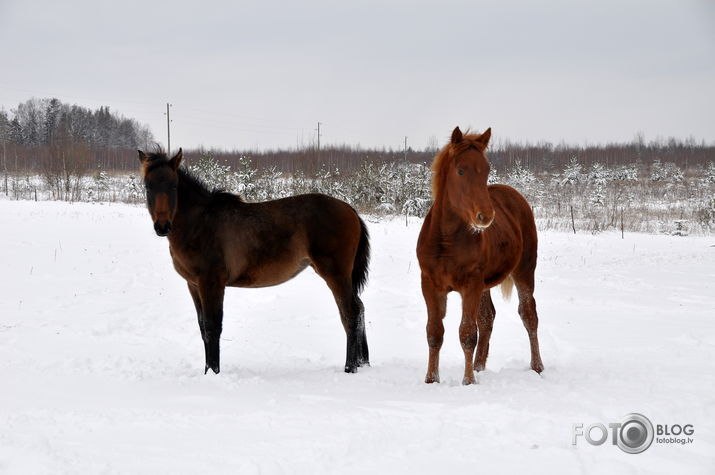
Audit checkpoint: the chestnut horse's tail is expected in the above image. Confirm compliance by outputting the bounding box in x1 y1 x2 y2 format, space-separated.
501 274 514 301
352 216 371 295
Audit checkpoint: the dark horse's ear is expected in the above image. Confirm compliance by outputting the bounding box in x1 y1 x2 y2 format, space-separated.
451 126 463 144
138 150 148 163
476 127 492 149
169 148 183 170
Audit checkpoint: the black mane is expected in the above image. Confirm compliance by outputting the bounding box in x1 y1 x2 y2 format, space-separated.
179 168 244 203
144 151 244 203
177 167 214 200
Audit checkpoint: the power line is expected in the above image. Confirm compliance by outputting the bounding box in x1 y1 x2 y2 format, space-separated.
165 103 172 155
0 84 305 132
177 105 301 129
0 83 163 109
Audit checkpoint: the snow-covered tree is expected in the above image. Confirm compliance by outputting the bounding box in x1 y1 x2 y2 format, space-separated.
588 163 610 186
560 157 584 185
612 164 639 182
507 160 536 190
651 160 684 183
234 155 257 199
705 161 715 184
664 162 684 182
187 154 234 192
587 163 609 208
254 166 286 201
125 174 142 202
651 160 666 182
487 165 500 185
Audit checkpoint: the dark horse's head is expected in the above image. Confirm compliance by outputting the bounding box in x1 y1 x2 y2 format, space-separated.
138 148 183 236
433 126 494 231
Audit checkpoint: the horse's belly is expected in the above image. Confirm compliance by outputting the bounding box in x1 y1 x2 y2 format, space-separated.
228 258 311 288
420 252 515 293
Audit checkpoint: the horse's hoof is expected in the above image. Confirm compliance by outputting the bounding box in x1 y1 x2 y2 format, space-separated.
462 375 477 385
474 363 486 372
205 362 220 374
531 361 544 374
344 365 358 374
425 373 440 384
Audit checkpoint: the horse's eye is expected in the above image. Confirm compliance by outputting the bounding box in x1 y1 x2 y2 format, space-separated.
458 169 465 176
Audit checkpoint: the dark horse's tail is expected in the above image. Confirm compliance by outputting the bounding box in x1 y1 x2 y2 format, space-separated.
352 215 370 295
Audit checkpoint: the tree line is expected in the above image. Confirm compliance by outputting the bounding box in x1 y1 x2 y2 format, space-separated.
1 97 713 176
0 97 154 173
192 136 714 177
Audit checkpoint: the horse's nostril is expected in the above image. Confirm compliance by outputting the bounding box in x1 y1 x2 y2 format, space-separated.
153 221 172 236
477 213 485 222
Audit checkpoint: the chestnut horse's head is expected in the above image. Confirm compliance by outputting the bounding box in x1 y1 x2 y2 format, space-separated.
433 126 494 231
138 148 183 236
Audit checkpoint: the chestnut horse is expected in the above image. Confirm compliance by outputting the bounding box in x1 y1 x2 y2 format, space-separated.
138 149 370 374
416 127 543 385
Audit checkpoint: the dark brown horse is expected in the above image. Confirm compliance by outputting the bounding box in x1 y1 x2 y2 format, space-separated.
138 149 370 374
416 127 543 385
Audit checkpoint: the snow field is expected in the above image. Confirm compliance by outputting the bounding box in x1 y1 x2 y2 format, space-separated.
0 200 713 474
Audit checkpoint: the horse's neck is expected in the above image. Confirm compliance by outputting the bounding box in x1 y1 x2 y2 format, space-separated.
430 192 464 237
174 175 211 228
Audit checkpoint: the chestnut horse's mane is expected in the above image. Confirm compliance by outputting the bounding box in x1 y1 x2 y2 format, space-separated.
430 131 489 199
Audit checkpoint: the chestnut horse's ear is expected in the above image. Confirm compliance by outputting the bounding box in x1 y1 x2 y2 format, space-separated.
169 148 183 170
477 127 492 149
138 150 148 163
451 126 463 144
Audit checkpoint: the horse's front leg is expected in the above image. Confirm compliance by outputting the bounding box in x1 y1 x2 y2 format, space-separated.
422 276 447 383
459 285 482 385
197 278 225 374
474 290 496 372
187 282 205 342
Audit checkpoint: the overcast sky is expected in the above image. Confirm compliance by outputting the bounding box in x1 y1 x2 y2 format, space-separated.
1 0 713 151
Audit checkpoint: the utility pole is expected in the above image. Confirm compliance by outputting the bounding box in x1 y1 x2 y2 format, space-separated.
404 136 408 163
2 135 7 196
165 103 172 155
0 119 6 194
317 121 322 151
316 121 322 166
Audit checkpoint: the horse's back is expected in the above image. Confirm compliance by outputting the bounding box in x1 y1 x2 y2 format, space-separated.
257 192 361 243
220 193 362 287
282 193 363 264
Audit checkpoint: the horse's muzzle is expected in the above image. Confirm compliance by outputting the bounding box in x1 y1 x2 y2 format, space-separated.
471 212 494 231
154 221 172 236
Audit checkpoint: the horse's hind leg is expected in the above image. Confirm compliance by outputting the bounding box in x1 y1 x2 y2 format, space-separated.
474 290 495 372
354 295 369 366
314 259 365 373
332 280 364 373
513 273 544 374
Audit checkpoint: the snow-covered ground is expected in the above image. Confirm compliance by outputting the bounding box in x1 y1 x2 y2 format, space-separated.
1 200 713 474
